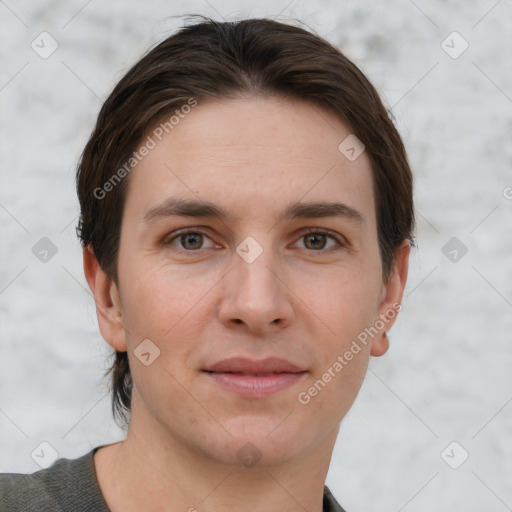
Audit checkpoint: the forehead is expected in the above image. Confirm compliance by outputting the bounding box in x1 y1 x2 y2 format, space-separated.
123 96 376 228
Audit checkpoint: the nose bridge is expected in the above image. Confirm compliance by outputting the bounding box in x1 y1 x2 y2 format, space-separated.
219 234 294 331
233 237 280 303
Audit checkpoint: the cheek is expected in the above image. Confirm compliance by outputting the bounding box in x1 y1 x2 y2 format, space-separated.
119 264 208 407
314 267 381 336
118 255 189 331
300 316 372 426
300 267 380 409
118 258 217 374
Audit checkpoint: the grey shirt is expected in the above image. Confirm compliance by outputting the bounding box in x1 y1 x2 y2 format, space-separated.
1 445 347 511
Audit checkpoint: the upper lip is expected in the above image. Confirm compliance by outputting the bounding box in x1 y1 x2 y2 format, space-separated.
203 357 306 374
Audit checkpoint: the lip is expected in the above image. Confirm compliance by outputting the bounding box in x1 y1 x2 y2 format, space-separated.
202 357 307 398
204 357 305 374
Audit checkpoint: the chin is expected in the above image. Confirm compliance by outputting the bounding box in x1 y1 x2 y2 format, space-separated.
202 415 316 467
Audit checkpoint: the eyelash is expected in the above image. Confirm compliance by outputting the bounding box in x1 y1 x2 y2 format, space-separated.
163 227 348 254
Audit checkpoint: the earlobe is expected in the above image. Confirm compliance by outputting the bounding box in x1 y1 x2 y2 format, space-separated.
370 240 411 357
83 246 127 352
370 331 389 357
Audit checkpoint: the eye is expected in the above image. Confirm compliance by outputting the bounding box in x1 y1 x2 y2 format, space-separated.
294 228 346 251
164 230 216 251
163 228 347 253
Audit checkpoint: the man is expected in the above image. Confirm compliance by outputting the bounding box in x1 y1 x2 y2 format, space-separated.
1 16 413 511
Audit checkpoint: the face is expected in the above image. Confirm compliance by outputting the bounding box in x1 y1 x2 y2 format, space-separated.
88 96 409 466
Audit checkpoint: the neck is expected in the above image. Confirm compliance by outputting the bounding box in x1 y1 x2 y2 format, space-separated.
94 399 338 512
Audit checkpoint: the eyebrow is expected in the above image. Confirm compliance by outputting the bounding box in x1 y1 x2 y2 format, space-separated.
143 198 365 225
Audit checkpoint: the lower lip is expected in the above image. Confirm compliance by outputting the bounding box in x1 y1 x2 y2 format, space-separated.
204 372 306 398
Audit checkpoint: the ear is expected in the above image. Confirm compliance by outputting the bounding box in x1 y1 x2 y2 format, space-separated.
370 240 411 357
83 246 127 352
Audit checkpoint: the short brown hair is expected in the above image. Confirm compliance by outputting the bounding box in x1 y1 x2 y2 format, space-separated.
76 16 414 429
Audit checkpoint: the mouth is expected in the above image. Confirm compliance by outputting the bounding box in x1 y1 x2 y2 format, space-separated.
202 357 307 398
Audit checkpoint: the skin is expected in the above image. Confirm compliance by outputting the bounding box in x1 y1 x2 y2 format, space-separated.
84 95 410 512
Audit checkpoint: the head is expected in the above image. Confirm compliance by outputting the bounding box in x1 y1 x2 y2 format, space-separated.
77 17 413 464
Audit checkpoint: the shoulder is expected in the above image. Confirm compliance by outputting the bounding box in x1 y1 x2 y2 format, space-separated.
324 485 349 512
0 447 110 512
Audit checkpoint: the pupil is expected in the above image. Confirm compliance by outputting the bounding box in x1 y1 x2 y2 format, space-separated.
306 234 325 250
182 233 202 249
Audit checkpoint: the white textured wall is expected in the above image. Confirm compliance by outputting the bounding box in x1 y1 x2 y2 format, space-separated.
1 1 511 510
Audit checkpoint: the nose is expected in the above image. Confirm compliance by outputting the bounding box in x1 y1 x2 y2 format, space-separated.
217 245 295 336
